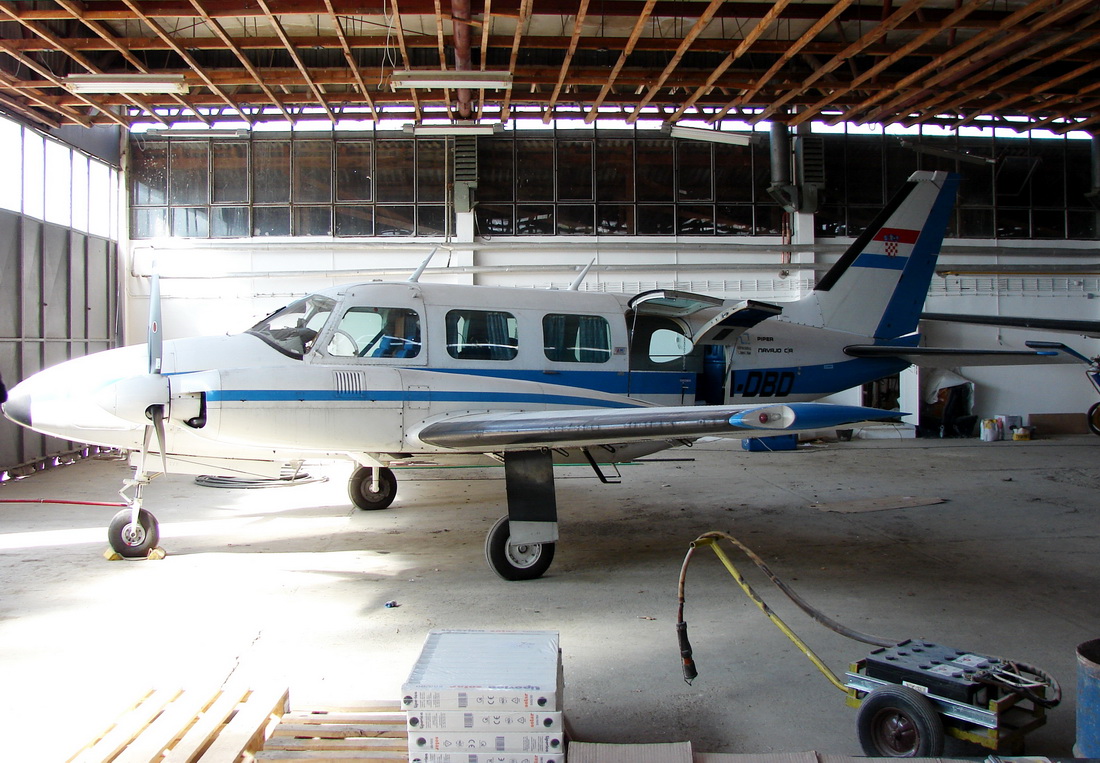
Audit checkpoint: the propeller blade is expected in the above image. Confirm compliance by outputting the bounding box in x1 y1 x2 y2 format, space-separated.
148 273 163 375
151 404 168 475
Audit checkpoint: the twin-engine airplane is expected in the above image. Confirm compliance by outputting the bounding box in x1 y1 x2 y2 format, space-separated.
1 170 1060 579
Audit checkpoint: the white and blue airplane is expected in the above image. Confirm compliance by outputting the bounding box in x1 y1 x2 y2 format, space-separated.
0 170 1058 579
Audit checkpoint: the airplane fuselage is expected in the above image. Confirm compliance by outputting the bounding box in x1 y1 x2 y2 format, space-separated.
5 279 906 477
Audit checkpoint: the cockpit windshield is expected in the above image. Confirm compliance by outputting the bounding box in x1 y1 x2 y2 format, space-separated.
246 294 336 359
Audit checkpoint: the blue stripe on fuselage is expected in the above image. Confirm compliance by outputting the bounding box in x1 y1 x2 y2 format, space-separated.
206 388 644 408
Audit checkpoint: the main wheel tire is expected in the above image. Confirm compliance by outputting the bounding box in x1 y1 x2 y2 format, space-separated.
348 466 398 510
1088 402 1100 436
484 515 555 581
856 685 945 758
108 508 160 558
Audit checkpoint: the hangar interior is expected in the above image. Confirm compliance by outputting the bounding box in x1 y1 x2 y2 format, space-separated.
0 1 1099 761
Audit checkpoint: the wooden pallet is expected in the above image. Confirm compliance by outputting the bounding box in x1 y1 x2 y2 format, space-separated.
255 702 408 762
68 686 290 763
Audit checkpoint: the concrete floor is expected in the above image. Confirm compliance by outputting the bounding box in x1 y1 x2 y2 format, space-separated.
0 436 1097 760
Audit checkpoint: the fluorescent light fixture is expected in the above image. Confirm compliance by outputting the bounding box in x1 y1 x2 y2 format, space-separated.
65 73 189 95
669 125 753 146
403 123 503 136
390 70 512 90
143 129 251 138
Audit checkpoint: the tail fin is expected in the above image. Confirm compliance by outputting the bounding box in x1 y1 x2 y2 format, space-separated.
786 170 959 339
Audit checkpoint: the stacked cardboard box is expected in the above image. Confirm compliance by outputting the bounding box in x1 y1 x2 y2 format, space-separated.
403 630 566 763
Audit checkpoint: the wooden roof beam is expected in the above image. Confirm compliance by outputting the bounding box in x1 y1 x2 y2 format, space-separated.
837 0 1069 125
388 0 423 121
625 0 728 124
788 0 991 127
499 0 532 122
542 0 592 123
323 0 379 120
0 40 122 128
583 0 657 123
739 0 929 126
55 0 210 126
188 0 295 123
0 4 166 126
910 14 1100 127
253 0 337 122
667 0 810 125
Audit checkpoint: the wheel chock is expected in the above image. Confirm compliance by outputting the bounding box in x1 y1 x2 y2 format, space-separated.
147 547 167 560
103 548 123 561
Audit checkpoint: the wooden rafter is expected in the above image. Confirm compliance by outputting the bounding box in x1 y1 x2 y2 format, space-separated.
836 0 1067 125
785 0 984 126
54 0 209 125
727 0 854 113
323 0 379 120
500 0 533 122
0 40 119 128
625 0 727 124
253 0 337 122
864 0 1095 125
0 4 166 125
188 0 295 123
912 14 1100 127
542 0 592 123
584 0 658 124
476 0 492 120
667 0 802 124
743 0 929 126
388 0 423 121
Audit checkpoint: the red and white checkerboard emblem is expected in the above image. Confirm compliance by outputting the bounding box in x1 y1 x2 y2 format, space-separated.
883 233 900 257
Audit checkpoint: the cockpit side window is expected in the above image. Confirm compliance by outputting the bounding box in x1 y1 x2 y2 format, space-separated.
328 306 422 358
247 294 336 359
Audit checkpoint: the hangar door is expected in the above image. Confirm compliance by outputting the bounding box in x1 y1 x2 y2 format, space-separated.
0 210 119 474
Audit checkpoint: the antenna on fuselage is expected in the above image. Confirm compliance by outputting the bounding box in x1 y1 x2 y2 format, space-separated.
408 247 440 283
568 259 595 291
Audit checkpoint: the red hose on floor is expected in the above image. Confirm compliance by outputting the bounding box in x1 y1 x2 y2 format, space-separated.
0 499 127 507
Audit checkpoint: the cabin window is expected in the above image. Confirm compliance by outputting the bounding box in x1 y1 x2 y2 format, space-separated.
446 310 518 361
543 314 611 363
247 294 336 359
328 306 421 358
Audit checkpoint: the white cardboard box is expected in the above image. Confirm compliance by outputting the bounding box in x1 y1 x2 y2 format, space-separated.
402 630 562 711
410 755 563 763
407 710 564 732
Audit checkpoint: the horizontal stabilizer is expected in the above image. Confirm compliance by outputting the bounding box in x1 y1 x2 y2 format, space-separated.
844 344 1071 368
921 312 1100 338
414 402 899 450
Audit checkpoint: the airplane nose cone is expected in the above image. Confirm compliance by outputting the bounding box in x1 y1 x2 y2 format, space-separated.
2 385 32 428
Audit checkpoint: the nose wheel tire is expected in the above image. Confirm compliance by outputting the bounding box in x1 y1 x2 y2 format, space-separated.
856 685 944 758
1088 402 1100 436
485 515 555 581
348 466 397 510
108 508 161 558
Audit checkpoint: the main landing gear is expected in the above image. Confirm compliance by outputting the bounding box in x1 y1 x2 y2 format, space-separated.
349 452 562 580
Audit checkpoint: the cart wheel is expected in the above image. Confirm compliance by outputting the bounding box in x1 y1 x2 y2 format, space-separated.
856 685 944 758
1088 402 1100 436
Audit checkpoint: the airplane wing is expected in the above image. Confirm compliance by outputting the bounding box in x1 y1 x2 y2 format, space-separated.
921 312 1100 338
413 402 897 450
844 344 1071 368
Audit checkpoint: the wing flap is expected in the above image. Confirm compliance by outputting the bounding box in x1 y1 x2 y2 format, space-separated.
413 402 896 450
844 344 1070 368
